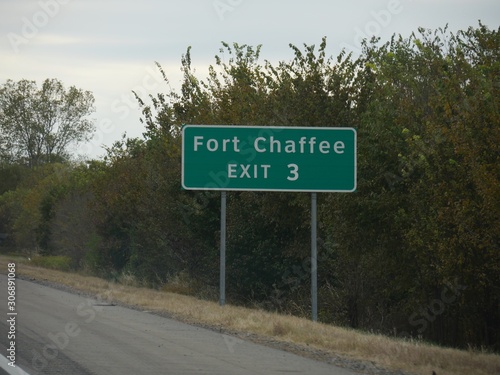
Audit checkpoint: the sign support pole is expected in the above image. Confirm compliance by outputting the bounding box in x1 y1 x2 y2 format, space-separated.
311 192 318 322
220 191 227 306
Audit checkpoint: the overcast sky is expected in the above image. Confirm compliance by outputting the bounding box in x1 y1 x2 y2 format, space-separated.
1 0 498 158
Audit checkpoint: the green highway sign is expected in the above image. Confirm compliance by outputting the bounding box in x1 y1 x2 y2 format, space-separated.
182 125 356 192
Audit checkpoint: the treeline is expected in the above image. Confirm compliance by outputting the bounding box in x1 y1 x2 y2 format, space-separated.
0 24 498 351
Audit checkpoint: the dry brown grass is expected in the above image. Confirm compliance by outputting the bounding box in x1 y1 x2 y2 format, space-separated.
2 256 499 375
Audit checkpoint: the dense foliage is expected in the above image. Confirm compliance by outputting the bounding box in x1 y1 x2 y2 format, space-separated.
0 78 95 167
0 24 498 351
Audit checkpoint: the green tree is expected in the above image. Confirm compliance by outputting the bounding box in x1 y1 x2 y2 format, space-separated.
0 78 95 167
28 25 494 350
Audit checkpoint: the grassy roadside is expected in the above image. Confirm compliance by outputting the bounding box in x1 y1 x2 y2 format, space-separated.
1 256 499 375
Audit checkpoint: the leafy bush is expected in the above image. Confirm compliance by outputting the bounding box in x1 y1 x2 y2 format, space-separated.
29 255 72 272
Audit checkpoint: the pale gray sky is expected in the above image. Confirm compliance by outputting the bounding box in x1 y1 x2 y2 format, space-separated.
1 0 498 158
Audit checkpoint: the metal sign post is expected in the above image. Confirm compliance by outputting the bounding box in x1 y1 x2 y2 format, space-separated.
220 191 226 306
311 192 318 321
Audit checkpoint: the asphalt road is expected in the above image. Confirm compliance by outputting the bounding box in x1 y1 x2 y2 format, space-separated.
0 274 358 375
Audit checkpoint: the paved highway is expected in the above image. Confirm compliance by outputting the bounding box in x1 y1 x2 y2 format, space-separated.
0 274 358 375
